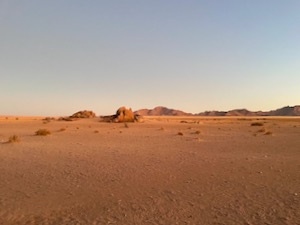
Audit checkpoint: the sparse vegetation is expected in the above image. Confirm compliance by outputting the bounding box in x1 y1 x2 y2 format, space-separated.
8 135 20 143
94 130 99 133
194 130 201 134
178 132 184 136
257 128 266 133
58 117 74 122
43 117 55 124
58 128 66 132
35 129 51 136
264 131 273 135
251 122 264 126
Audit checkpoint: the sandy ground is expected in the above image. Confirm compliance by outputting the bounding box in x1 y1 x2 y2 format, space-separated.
0 116 299 225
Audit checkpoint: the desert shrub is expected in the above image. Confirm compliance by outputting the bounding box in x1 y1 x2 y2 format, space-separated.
94 130 99 133
194 130 201 134
251 122 264 126
35 129 51 136
257 128 266 133
8 135 20 143
264 131 273 135
58 117 74 121
178 132 184 136
159 127 165 131
58 128 66 132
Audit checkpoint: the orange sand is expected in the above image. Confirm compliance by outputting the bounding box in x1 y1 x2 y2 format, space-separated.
0 116 299 224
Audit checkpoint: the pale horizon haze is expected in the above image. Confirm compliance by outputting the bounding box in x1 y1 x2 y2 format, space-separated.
1 1 300 116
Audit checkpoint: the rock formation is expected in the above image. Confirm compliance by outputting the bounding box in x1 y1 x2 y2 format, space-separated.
101 107 143 123
70 110 96 118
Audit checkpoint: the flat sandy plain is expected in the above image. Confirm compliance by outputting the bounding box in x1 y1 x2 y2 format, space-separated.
0 116 299 225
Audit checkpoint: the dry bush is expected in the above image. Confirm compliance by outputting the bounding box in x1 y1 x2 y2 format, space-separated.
194 130 201 134
58 128 66 132
257 128 266 133
251 122 264 126
264 131 273 135
8 135 20 143
35 129 51 136
159 127 165 131
178 132 184 136
94 130 99 133
58 117 74 122
43 117 55 123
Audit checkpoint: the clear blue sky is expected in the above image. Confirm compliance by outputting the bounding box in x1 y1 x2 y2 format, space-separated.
1 1 299 116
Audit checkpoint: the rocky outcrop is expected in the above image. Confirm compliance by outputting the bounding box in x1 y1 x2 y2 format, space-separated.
100 107 143 123
70 110 96 118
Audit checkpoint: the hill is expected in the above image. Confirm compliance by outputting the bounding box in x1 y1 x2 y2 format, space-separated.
135 106 300 116
135 106 191 116
196 105 300 116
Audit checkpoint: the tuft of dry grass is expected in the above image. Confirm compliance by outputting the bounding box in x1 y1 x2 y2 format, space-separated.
43 117 55 123
264 131 273 135
94 130 99 133
257 128 266 133
8 135 20 143
35 129 51 136
124 123 129 128
251 122 264 126
194 130 201 134
58 128 66 132
178 132 184 136
159 127 165 131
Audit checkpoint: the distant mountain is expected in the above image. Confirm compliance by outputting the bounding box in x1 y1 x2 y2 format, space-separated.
197 109 261 116
135 106 300 116
135 106 192 116
269 106 300 116
197 106 300 116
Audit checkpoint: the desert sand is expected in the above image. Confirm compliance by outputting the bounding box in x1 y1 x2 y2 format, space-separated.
0 116 299 225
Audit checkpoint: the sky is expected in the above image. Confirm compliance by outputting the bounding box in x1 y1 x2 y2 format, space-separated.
1 0 300 116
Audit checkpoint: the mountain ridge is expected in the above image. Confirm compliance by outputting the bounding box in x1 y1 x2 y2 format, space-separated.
135 105 300 116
